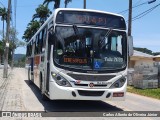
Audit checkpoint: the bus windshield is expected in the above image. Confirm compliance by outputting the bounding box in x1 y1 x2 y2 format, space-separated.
54 26 127 72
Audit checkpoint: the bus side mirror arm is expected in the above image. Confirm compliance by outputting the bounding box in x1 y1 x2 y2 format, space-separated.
128 36 133 56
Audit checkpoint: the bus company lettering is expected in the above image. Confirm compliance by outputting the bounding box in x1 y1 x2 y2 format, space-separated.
64 57 87 64
104 57 123 62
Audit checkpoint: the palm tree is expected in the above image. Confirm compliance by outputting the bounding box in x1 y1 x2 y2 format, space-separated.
0 7 7 40
0 7 7 63
64 0 72 8
32 4 51 24
43 0 61 9
23 20 40 42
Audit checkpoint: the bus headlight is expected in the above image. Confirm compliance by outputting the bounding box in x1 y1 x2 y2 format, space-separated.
110 77 126 88
51 72 72 87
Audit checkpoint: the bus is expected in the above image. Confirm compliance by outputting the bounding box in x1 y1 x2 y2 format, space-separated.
26 8 133 101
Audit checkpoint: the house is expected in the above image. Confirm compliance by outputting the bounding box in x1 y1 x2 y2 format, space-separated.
129 50 154 68
128 50 158 89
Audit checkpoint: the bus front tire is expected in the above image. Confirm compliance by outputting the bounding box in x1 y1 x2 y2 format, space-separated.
40 73 49 101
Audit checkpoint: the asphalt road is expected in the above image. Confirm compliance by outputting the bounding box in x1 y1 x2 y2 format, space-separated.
0 68 160 120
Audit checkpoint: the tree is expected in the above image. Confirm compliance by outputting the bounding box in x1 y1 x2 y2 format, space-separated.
32 4 51 24
22 20 40 42
134 47 153 55
14 55 26 67
0 7 7 63
0 28 25 68
64 0 72 8
9 28 26 68
43 0 61 9
0 7 7 40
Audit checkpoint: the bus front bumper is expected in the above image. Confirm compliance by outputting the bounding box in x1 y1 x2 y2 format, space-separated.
49 81 127 101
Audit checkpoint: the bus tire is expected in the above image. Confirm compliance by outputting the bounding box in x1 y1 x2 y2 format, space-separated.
28 68 33 85
40 73 49 101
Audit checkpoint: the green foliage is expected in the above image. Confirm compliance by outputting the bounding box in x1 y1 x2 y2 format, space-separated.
23 0 73 42
43 0 60 9
0 7 7 21
64 0 72 8
32 4 51 23
0 40 4 53
152 52 160 56
23 4 51 42
134 47 153 55
0 27 25 64
14 55 26 67
134 47 160 56
22 20 40 42
127 86 160 100
9 28 25 49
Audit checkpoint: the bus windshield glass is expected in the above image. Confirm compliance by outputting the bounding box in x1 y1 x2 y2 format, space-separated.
54 26 127 72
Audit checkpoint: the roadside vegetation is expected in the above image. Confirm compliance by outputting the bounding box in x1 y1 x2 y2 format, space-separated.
127 86 160 100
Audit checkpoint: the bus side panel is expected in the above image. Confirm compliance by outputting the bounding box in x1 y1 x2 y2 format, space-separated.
33 55 41 88
26 57 31 79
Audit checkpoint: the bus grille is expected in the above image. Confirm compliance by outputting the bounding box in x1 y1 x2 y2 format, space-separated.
74 84 107 87
78 90 104 96
67 73 115 81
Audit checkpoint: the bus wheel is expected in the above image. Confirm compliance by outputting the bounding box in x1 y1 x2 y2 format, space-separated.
28 68 33 85
40 73 49 101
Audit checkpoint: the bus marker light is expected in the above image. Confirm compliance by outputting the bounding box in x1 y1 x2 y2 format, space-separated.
52 73 56 76
113 92 124 97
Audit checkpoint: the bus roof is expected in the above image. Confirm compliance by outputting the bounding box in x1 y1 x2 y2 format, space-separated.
54 8 124 18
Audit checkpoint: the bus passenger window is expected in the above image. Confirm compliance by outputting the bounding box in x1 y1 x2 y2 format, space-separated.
42 28 47 52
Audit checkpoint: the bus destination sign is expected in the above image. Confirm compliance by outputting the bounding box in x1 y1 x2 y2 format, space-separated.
63 57 88 65
56 10 126 29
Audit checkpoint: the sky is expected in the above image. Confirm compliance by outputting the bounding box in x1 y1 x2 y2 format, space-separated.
0 0 160 54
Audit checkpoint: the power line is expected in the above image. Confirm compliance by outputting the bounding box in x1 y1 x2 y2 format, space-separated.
134 0 143 5
118 2 147 14
132 3 160 21
126 2 160 22
0 1 5 8
118 0 156 14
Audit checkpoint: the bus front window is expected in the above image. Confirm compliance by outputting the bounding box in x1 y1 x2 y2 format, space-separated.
54 26 127 72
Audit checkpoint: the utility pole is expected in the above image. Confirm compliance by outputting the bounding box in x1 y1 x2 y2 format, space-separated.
3 0 11 78
128 0 132 36
84 0 86 9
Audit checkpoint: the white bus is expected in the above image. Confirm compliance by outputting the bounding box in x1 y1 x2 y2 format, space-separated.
26 8 133 101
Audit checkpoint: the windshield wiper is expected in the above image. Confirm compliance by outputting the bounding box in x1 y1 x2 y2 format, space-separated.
73 24 79 35
100 28 112 49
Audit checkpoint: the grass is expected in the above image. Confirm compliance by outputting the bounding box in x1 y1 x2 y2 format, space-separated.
127 86 160 100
